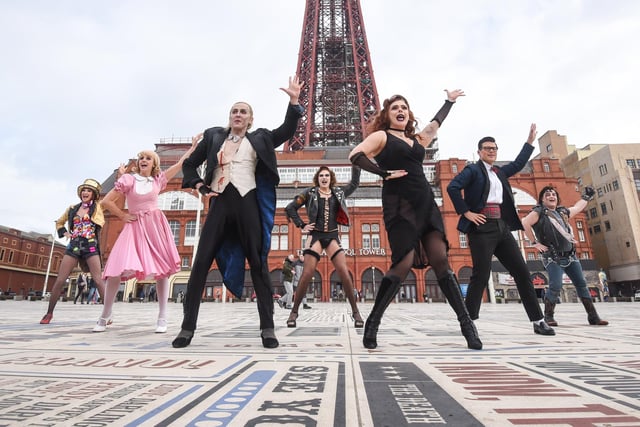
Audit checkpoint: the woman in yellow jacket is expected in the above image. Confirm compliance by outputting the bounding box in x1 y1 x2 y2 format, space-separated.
40 178 107 324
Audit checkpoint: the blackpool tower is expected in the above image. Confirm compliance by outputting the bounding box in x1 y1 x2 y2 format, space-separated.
285 0 381 151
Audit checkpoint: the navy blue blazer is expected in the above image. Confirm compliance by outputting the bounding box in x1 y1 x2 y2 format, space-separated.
447 143 534 234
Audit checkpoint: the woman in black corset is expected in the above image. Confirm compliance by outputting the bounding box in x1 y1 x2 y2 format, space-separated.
285 166 363 328
348 90 482 350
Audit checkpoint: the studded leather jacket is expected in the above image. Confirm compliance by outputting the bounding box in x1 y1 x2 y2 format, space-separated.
286 166 360 229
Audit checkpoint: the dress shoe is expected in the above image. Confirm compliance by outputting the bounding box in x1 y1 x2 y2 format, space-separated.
40 313 53 324
172 329 194 348
533 320 556 336
155 318 167 333
260 329 279 348
303 304 312 309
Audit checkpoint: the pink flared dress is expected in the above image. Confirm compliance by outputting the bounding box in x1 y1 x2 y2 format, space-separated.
102 172 180 281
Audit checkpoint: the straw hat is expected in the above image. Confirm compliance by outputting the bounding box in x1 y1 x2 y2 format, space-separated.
77 178 102 200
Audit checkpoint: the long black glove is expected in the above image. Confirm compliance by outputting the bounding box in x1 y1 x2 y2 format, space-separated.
431 100 454 126
349 152 390 178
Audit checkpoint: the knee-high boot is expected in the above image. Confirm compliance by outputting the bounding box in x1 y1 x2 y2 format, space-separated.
363 275 401 349
580 297 609 325
437 271 483 350
544 299 558 326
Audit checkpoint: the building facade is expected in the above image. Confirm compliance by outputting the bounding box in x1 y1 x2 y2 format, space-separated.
537 131 640 295
0 226 66 298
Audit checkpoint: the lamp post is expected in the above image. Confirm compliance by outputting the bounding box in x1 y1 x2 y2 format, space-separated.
371 265 375 300
43 228 56 295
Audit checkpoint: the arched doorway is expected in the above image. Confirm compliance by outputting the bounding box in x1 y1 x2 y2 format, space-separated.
399 270 417 302
361 267 384 301
330 270 354 301
424 269 442 302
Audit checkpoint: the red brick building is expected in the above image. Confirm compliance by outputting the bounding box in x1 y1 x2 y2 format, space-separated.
97 142 598 305
0 226 66 298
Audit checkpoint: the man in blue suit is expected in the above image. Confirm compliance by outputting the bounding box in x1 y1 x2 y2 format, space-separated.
447 124 555 336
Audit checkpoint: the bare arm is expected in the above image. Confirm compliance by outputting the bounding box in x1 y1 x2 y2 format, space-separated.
348 130 407 179
100 189 136 223
567 199 588 218
521 210 547 252
416 89 465 144
165 133 202 181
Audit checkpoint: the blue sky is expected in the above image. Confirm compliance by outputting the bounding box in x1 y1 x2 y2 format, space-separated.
1 0 639 235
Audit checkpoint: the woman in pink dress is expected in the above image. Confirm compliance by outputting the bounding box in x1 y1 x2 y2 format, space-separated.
94 135 200 333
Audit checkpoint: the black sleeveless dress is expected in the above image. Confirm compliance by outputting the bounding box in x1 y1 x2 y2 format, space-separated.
374 132 447 268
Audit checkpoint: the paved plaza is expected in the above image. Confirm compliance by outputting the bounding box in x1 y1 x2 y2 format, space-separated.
0 298 638 426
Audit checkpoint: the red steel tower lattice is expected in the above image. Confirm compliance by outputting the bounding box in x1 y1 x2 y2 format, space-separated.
285 0 380 151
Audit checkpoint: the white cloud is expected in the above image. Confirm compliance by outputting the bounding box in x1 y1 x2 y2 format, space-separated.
1 0 639 234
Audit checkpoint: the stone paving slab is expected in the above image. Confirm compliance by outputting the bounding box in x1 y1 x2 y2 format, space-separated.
0 299 638 426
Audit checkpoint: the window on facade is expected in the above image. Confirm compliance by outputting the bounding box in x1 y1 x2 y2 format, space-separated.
0 248 4 261
181 256 190 268
452 163 458 173
594 225 602 233
361 223 381 249
271 224 289 251
612 180 619 191
581 252 589 259
184 220 197 246
24 254 29 266
543 162 550 172
526 252 536 261
626 159 636 168
600 203 607 215
546 144 552 152
588 227 592 235
8 251 14 263
589 207 598 218
158 191 201 211
168 221 180 245
604 221 611 231
598 164 608 176
459 232 468 248
597 187 603 197
300 234 308 250
339 225 350 249
635 178 640 192
578 229 585 242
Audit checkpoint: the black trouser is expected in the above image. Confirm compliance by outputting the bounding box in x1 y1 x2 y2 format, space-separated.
181 185 274 331
466 219 543 321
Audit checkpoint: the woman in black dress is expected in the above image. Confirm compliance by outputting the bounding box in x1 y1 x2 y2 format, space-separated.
348 90 482 350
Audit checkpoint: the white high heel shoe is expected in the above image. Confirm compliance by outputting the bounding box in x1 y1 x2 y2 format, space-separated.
155 318 167 333
92 316 113 332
